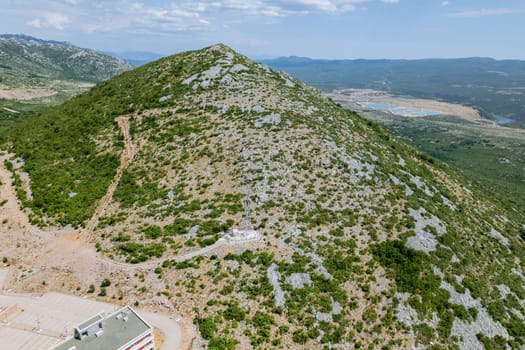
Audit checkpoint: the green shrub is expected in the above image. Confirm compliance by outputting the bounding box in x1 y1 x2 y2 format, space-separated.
118 242 167 263
198 317 217 340
100 278 111 288
208 336 237 350
371 240 439 294
223 302 246 321
293 329 308 344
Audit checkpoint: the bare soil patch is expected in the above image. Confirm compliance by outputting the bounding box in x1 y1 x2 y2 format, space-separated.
0 88 57 100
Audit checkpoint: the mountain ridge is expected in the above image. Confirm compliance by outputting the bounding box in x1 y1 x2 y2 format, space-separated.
262 56 525 127
0 33 74 47
266 56 524 63
0 33 132 86
0 33 133 130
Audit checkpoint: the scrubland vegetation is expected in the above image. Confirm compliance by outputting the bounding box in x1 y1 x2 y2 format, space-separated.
2 44 524 349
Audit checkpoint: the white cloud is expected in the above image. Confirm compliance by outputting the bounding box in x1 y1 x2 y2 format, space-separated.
22 0 374 37
291 0 368 13
382 0 399 3
448 8 515 18
82 0 367 36
81 2 211 34
441 1 450 6
188 0 286 16
296 0 338 12
27 19 42 28
27 13 71 30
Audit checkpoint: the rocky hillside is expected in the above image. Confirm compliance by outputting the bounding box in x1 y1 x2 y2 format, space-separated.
4 44 525 349
0 34 132 87
0 34 132 138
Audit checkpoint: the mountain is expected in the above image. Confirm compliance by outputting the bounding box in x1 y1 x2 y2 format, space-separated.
0 34 133 130
3 44 525 349
0 34 132 86
262 57 525 127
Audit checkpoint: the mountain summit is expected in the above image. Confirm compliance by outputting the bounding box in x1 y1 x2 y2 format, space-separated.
4 44 525 349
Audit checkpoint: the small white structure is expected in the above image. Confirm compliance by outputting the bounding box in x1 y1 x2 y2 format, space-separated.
227 229 260 242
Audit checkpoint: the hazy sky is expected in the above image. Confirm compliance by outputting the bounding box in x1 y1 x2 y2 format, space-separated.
1 0 524 59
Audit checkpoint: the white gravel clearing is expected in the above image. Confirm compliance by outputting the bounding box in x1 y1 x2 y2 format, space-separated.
315 300 342 322
305 106 318 116
284 79 295 87
397 155 406 167
439 280 510 348
342 156 375 181
159 95 172 102
389 174 413 196
230 64 249 73
409 175 434 196
441 195 456 211
254 113 281 128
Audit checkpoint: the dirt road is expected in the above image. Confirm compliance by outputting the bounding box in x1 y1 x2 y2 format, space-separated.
84 115 134 234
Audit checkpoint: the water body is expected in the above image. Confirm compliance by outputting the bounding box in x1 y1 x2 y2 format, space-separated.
360 102 441 117
497 116 515 125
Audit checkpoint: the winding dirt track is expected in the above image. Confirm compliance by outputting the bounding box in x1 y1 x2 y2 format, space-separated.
84 115 134 234
84 114 261 270
1 114 259 271
0 117 196 350
0 114 262 348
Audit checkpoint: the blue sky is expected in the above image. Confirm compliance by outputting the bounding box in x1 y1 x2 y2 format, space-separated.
0 0 524 59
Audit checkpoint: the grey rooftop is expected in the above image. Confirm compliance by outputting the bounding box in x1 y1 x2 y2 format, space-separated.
53 306 152 350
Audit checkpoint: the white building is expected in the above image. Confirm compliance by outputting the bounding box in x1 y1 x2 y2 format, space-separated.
52 306 155 350
227 229 260 242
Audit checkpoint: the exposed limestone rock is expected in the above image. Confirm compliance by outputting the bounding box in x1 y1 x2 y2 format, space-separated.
406 207 446 252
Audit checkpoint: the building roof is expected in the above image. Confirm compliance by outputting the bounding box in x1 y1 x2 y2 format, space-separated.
0 292 121 350
53 306 152 350
76 313 104 332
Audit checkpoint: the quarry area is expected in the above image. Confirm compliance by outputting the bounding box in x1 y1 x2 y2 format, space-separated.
328 88 485 123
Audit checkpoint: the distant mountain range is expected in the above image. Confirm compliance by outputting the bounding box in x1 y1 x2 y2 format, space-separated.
263 56 525 126
0 34 133 125
0 34 132 87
